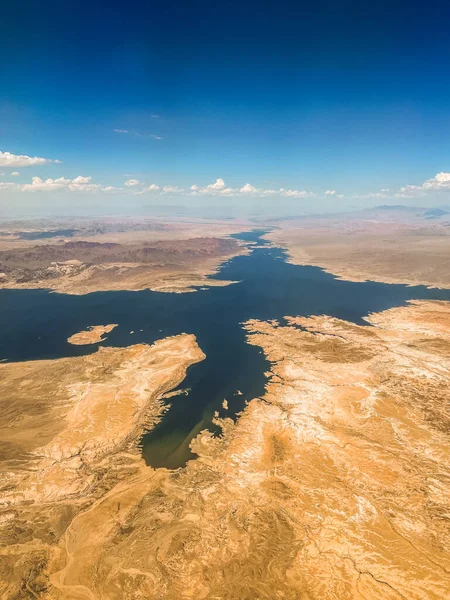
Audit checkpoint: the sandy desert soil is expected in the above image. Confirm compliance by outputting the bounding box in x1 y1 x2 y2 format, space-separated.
0 335 205 599
266 209 450 288
1 301 450 599
67 324 118 345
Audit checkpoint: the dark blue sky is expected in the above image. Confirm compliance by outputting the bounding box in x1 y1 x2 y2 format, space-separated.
1 0 450 216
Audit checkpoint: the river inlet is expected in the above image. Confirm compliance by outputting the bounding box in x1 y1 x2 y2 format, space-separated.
1 230 450 468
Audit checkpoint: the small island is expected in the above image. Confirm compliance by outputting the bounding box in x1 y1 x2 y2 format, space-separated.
67 324 118 345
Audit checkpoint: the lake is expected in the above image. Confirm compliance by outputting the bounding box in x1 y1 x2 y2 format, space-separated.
1 229 449 468
7 229 78 240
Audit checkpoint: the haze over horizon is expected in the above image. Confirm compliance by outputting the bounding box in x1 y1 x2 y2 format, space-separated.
2 0 450 218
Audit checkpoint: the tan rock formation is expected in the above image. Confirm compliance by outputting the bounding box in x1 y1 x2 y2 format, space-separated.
67 324 118 345
1 301 450 599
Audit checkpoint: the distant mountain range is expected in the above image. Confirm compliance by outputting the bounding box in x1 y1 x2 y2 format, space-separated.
372 205 450 219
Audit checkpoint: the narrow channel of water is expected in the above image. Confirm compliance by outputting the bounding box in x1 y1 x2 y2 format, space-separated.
1 230 449 468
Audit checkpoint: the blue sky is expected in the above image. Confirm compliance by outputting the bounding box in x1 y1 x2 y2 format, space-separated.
2 0 450 217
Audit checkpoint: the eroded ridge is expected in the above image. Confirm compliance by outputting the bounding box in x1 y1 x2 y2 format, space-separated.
0 235 246 294
1 301 450 599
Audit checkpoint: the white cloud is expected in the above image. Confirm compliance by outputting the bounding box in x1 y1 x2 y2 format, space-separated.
21 175 102 192
240 183 259 194
236 183 313 198
190 178 229 195
355 192 388 200
72 176 91 184
162 185 184 193
207 178 226 191
0 172 320 200
189 179 314 199
279 188 312 198
11 171 20 176
114 129 162 140
323 189 345 199
135 183 161 195
0 151 61 168
397 172 450 197
0 181 16 190
434 172 450 184
0 175 120 193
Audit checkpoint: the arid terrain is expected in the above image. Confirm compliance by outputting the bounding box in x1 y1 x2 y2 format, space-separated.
0 333 205 599
5 208 450 294
1 300 450 599
2 210 450 599
67 324 118 345
266 206 450 288
0 217 250 294
0 217 251 249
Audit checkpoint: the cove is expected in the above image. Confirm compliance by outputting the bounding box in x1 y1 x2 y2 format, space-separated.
0 228 79 240
1 229 450 469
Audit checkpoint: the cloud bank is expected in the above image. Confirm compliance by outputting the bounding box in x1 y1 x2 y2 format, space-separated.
1 149 449 206
0 151 61 168
398 172 450 197
188 178 314 198
0 176 118 193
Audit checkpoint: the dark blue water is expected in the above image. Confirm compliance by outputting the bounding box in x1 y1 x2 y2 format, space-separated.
1 229 449 468
15 229 78 240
